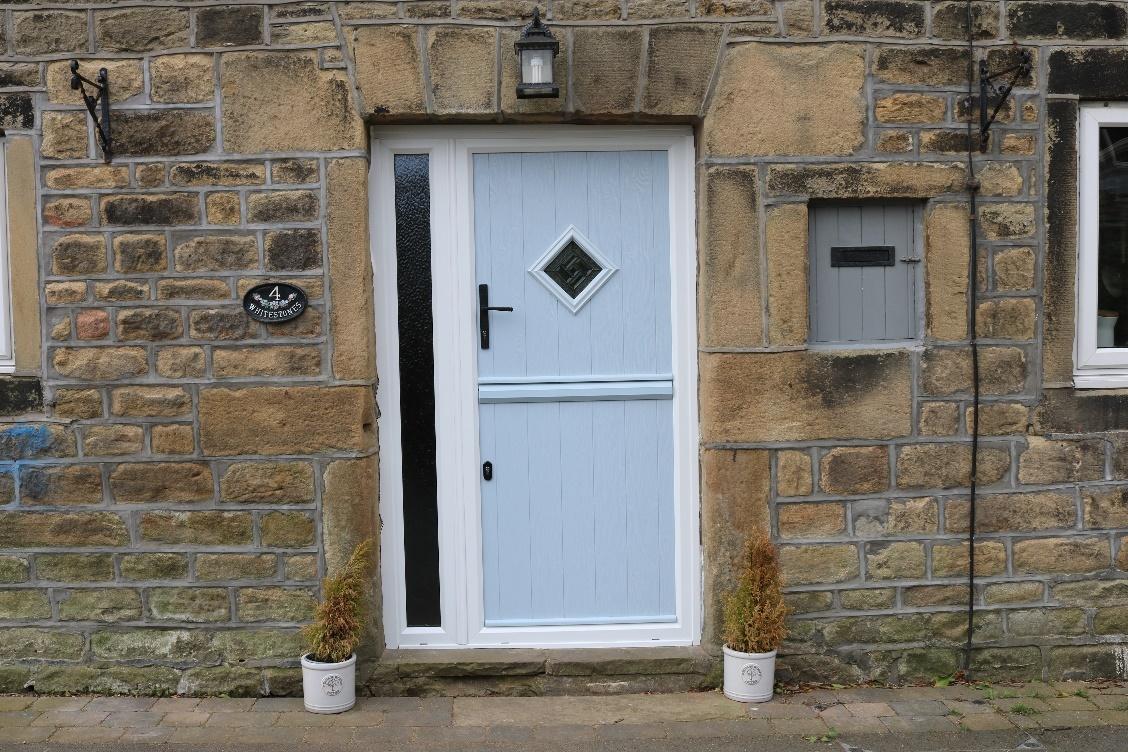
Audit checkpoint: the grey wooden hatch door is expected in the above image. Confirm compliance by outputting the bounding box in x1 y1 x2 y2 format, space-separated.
809 203 922 344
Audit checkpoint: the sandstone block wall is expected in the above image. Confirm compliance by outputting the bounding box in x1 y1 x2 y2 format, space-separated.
0 0 1124 693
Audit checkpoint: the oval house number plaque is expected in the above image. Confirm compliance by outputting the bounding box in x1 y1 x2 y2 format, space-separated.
243 282 308 323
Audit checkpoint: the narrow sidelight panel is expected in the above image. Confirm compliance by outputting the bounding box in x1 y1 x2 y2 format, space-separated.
393 154 441 627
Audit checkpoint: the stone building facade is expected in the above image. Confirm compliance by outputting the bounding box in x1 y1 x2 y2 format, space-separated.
1 0 1128 696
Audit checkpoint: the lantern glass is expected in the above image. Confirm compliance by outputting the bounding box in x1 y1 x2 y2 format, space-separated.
520 47 554 86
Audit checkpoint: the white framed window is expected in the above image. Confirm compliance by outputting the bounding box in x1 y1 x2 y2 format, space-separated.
1075 103 1128 387
0 144 13 374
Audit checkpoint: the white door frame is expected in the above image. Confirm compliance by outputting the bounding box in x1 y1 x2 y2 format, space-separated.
370 126 700 649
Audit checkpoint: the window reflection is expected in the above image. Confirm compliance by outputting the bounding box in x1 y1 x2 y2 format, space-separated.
1098 126 1128 347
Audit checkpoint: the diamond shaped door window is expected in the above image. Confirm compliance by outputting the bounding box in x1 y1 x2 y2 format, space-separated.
528 226 617 313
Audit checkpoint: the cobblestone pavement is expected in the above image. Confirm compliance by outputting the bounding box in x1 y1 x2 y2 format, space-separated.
2 681 1128 748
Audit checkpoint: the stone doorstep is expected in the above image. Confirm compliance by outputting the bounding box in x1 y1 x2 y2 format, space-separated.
364 646 717 695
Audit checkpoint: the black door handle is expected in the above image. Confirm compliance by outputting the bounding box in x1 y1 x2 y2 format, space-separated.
478 284 513 350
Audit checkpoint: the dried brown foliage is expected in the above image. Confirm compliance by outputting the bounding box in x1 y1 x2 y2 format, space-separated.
302 539 373 663
722 532 789 654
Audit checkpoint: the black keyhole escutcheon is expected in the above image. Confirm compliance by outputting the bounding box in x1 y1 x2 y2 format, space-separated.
482 461 493 481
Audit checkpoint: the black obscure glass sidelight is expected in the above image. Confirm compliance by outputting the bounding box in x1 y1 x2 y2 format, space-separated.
393 154 441 627
543 240 603 299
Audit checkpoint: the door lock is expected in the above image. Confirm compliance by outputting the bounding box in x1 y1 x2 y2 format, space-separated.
478 284 513 349
482 461 493 481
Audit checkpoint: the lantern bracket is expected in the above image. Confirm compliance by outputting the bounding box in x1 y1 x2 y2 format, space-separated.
70 60 113 163
976 49 1032 153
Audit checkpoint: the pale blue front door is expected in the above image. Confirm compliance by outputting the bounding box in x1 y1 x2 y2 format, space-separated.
473 150 676 627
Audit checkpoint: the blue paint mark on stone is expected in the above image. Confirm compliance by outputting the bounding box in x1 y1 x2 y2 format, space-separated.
0 424 58 461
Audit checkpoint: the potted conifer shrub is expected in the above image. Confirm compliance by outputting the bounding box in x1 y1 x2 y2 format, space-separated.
721 532 789 703
301 539 372 714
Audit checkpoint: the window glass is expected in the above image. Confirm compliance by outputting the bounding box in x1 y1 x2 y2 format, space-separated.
1098 126 1128 347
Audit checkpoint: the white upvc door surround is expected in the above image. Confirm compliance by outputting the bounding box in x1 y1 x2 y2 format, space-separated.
370 126 700 649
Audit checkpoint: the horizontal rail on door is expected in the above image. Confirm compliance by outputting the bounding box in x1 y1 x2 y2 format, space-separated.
478 373 673 384
485 614 679 627
478 380 674 403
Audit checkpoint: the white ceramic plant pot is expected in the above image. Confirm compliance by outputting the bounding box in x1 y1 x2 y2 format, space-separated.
722 645 776 703
301 653 356 714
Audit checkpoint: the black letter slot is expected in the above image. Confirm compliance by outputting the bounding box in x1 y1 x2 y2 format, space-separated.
830 245 896 267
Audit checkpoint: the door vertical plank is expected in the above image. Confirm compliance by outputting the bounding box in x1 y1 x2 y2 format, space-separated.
553 152 593 376
652 151 673 371
836 205 863 340
625 399 660 616
494 403 532 620
587 152 624 377
489 153 527 377
593 400 628 617
521 152 559 379
561 401 597 618
528 401 564 619
860 203 887 339
474 154 494 376
620 151 657 374
883 204 913 339
479 403 500 621
656 400 676 616
811 206 838 342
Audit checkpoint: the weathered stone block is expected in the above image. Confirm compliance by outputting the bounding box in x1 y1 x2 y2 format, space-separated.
823 0 924 36
52 389 103 420
223 51 363 152
110 386 191 418
840 588 896 610
701 351 912 442
765 203 808 345
1048 646 1121 681
969 403 1029 435
148 588 230 623
0 557 29 584
200 387 376 456
1007 1 1126 39
931 1 998 39
946 492 1074 535
700 166 762 347
213 346 322 378
895 443 1010 489
852 497 937 536
51 235 107 276
326 158 376 381
984 581 1042 604
173 234 258 272
19 464 103 506
189 308 255 340
213 629 303 661
249 192 319 223
110 462 212 503
207 193 242 224
920 346 1027 396
865 541 924 580
265 229 322 270
1055 579 1128 606
92 629 215 661
13 11 87 54
156 347 206 379
786 591 833 614
93 281 148 302
571 27 643 115
119 553 189 581
876 131 913 154
979 203 1035 240
74 310 108 340
820 446 889 494
780 544 859 585
157 278 232 301
44 197 94 229
0 590 50 620
82 425 143 456
903 584 968 607
641 25 722 115
116 308 184 342
1018 437 1105 484
151 424 195 455
136 163 166 188
0 63 41 88
875 93 945 124
272 159 319 185
42 112 89 160
0 628 85 660
778 503 845 539
58 589 141 622
768 162 966 197
196 5 264 46
970 647 1041 681
197 554 277 582
1013 537 1109 574
0 512 128 547
286 555 318 581
111 111 217 158
1085 487 1128 529
924 203 969 341
139 511 252 545
113 234 167 273
236 588 316 622
96 7 188 52
994 247 1036 291
170 162 265 187
777 450 813 497
873 46 968 86
262 512 316 547
1008 608 1086 638
101 193 199 226
931 541 1005 577
919 401 960 436
704 43 865 156
220 461 315 504
151 55 215 103
427 26 496 114
46 166 129 191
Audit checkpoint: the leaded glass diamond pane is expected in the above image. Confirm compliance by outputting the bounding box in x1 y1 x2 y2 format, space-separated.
543 241 602 299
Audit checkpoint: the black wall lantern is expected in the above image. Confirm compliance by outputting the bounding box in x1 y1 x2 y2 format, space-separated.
514 8 559 99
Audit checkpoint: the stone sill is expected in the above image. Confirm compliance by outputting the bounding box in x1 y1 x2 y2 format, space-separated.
366 646 717 696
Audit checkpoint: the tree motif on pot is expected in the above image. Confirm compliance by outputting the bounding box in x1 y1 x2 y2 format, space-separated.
322 674 344 696
741 663 762 686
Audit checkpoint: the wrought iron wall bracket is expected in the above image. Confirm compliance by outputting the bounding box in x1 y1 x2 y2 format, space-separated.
69 61 112 163
976 50 1032 153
